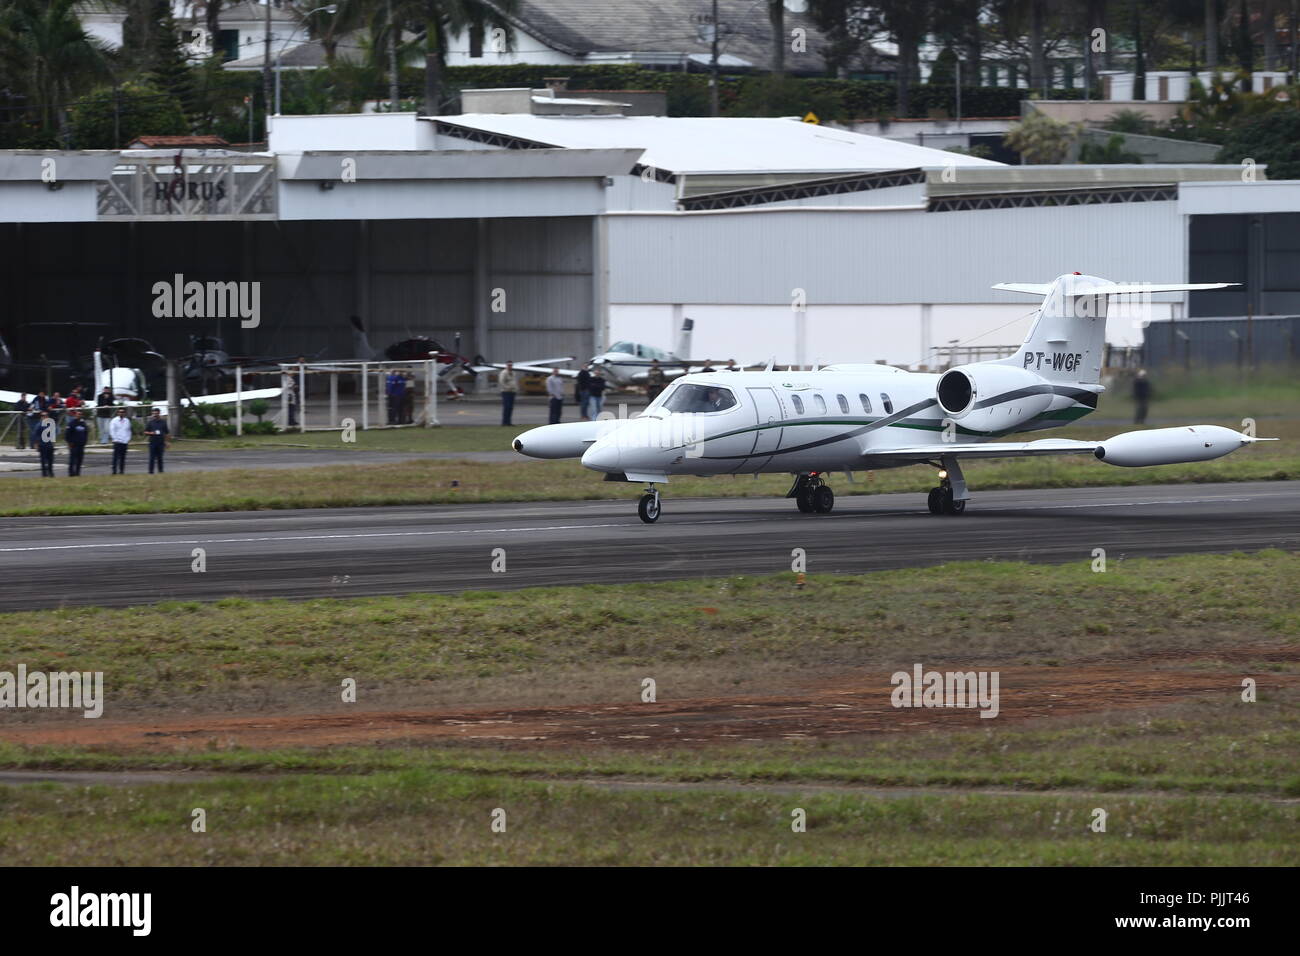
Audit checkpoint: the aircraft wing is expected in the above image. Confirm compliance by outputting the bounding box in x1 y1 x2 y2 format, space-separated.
993 281 1237 297
468 357 576 375
865 438 1102 462
182 387 282 406
509 364 579 378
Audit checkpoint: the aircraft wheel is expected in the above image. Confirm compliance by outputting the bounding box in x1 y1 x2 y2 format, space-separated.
927 487 943 514
638 493 661 523
940 487 966 515
812 485 834 514
796 490 815 513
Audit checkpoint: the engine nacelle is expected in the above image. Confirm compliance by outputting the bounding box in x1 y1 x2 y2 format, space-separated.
512 418 632 459
1094 425 1255 467
936 364 1053 432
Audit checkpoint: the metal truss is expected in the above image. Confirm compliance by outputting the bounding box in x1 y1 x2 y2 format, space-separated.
679 168 925 210
928 183 1178 212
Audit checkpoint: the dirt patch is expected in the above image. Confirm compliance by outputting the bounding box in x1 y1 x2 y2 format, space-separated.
5 646 1296 752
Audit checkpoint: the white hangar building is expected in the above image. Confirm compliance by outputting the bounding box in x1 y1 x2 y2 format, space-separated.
0 107 1288 375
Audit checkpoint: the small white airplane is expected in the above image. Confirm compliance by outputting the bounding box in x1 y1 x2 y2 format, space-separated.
502 318 734 388
512 273 1274 523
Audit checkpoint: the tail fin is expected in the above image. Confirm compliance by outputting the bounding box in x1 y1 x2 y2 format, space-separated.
993 275 1236 384
674 317 694 361
349 315 379 361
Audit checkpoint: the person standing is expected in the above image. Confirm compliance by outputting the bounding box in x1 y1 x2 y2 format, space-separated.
35 411 56 477
546 368 565 424
64 409 89 476
12 393 30 449
586 367 607 419
575 364 592 421
145 407 170 474
646 360 666 403
1133 369 1152 425
109 407 132 474
95 386 115 444
27 391 47 449
498 361 518 426
401 372 415 424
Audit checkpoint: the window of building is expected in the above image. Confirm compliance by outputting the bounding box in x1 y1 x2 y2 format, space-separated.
469 24 484 58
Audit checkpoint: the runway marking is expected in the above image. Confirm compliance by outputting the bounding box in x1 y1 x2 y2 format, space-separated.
0 495 1272 556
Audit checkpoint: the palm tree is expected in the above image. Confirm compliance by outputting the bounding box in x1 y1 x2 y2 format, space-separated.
768 0 786 76
412 0 517 115
0 0 112 133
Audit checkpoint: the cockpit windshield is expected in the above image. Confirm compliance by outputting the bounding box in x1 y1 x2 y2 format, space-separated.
660 383 737 414
609 341 635 354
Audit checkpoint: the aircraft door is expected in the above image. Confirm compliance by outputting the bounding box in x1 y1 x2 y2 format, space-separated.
747 387 782 456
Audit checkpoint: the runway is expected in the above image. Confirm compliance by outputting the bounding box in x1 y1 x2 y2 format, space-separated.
0 480 1296 611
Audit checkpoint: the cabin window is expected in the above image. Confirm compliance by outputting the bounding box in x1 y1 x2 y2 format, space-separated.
791 394 804 414
662 383 737 413
881 393 894 414
859 393 872 414
813 393 827 415
837 394 849 414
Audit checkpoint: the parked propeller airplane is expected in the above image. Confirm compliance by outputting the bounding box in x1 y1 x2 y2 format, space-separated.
512 273 1274 523
501 317 734 388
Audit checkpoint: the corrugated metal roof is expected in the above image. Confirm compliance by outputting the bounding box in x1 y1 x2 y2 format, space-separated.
436 114 1005 175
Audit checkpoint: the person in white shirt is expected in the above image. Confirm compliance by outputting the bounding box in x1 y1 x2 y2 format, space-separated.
498 361 518 426
108 408 133 474
546 369 565 424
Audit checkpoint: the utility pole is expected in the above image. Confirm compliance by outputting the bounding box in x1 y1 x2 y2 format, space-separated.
388 0 400 108
710 0 720 117
262 0 273 140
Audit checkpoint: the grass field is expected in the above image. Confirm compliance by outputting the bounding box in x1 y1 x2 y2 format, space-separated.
1 551 1294 710
2 553 1296 864
2 417 1295 517
1 769 1293 865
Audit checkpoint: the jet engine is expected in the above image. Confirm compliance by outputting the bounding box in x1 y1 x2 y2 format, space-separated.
935 364 1053 432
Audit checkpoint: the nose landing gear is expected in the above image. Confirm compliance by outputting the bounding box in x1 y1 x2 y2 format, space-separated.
788 473 835 514
637 485 661 523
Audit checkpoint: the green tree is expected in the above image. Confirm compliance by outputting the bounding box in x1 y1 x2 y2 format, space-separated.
1004 108 1081 162
67 82 187 148
0 0 112 136
1216 108 1300 178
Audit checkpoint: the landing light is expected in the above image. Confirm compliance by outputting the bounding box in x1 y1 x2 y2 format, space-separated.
937 469 948 479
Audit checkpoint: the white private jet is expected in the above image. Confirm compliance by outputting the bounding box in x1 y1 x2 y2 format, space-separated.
512 273 1274 523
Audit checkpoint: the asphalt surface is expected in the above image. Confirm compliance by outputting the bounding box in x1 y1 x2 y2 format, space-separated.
0 481 1295 611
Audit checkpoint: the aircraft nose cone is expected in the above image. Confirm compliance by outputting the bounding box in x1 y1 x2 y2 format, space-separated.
581 441 621 473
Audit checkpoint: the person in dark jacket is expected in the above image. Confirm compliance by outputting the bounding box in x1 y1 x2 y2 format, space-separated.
35 411 56 477
64 409 89 476
95 387 115 444
12 393 30 449
586 368 607 419
575 365 592 421
145 407 170 474
27 391 47 448
1132 369 1152 425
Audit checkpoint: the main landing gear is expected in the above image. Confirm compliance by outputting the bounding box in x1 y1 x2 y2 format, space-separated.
926 458 968 515
637 485 661 523
788 473 835 514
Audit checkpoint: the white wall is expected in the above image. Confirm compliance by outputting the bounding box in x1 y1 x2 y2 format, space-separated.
269 113 435 151
442 24 580 67
609 301 1176 368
